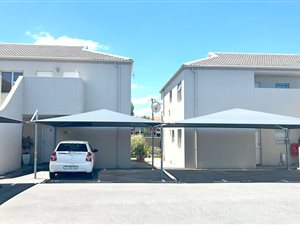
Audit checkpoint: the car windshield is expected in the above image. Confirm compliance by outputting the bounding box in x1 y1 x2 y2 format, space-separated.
57 143 88 152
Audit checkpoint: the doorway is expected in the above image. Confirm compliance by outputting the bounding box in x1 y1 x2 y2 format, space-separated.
41 125 55 163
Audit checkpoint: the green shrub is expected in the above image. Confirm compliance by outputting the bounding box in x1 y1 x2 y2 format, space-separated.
131 135 149 157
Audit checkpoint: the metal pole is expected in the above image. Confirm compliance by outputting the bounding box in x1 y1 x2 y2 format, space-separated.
285 128 289 169
151 127 155 169
34 111 39 179
194 129 198 169
53 126 57 148
160 125 164 171
151 99 155 168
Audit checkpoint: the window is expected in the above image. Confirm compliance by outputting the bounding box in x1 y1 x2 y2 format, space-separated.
275 83 289 89
171 130 175 143
63 71 79 78
177 129 182 148
177 81 182 102
57 143 88 152
255 82 260 88
37 71 53 77
1 71 23 93
169 90 172 103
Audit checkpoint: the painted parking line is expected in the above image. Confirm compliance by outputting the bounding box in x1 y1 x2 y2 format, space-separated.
163 170 178 183
281 179 289 183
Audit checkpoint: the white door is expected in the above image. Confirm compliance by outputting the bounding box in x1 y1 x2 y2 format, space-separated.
255 129 262 165
41 125 55 163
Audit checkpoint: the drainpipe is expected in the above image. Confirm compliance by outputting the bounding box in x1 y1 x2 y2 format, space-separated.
114 63 121 168
277 125 290 170
191 69 198 169
284 128 290 169
114 63 121 112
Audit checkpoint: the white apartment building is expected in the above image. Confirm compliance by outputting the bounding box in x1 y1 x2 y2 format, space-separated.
0 43 133 175
161 52 300 169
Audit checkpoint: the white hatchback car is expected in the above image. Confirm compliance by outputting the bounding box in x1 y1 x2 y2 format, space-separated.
49 141 98 179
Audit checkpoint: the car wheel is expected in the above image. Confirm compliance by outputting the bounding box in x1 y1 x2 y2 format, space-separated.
49 172 56 179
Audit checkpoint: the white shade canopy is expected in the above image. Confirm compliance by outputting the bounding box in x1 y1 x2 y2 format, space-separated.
0 115 22 124
35 109 160 127
165 108 300 129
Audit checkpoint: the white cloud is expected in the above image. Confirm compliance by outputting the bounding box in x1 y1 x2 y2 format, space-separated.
131 83 144 90
132 95 157 105
25 31 109 51
135 107 152 117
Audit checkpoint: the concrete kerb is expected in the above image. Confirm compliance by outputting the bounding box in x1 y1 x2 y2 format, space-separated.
0 165 33 180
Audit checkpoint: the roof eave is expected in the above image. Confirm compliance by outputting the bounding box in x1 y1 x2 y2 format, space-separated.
160 65 186 94
0 56 133 64
183 64 300 71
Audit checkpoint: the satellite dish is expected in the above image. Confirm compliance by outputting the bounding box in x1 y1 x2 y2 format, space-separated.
152 102 161 113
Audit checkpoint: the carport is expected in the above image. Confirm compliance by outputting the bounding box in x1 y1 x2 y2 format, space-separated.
0 116 22 124
164 108 300 169
33 109 161 178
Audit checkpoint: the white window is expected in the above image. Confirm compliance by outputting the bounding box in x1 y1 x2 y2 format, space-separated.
275 83 289 89
37 71 53 77
63 71 80 78
169 90 173 103
177 129 182 148
1 71 23 93
171 130 175 143
177 81 182 102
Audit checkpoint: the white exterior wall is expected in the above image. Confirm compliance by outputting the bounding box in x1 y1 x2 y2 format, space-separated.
0 78 23 174
162 68 300 169
0 59 131 114
0 59 132 174
23 77 84 115
196 129 256 169
186 69 256 169
162 70 185 168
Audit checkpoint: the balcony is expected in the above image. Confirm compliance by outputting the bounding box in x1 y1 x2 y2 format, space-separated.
254 87 300 117
23 76 84 115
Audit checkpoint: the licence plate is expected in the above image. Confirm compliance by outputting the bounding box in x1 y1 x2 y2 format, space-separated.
63 165 79 170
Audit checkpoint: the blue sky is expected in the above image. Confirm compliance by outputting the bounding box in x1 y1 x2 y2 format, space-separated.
0 0 300 116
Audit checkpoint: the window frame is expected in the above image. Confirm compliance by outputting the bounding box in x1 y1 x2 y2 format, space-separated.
275 83 290 89
1 71 23 93
171 130 175 143
169 90 173 103
177 129 182 148
177 81 182 102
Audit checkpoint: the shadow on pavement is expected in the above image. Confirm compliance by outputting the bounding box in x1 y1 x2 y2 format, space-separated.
167 169 300 183
45 169 172 183
0 183 35 205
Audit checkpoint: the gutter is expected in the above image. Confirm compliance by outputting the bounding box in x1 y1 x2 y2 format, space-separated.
0 56 134 64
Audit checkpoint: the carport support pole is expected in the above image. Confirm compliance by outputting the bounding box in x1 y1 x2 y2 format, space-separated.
285 128 289 170
161 125 164 172
34 112 39 179
151 127 155 169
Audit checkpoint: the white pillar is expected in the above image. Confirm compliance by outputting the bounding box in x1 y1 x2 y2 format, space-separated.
33 112 39 179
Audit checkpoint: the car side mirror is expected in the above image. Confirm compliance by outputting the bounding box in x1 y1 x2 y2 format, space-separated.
93 149 98 153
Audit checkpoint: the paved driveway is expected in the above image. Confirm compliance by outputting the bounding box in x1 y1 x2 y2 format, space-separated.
2 169 300 224
168 169 300 183
1 182 300 224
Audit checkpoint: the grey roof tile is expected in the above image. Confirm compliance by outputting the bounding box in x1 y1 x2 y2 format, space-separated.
184 52 300 69
0 43 132 63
